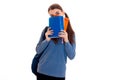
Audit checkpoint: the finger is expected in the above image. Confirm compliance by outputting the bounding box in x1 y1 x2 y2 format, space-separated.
62 30 66 33
50 31 53 34
59 32 65 35
50 30 53 32
59 34 66 38
47 28 50 31
63 31 67 35
58 35 64 37
47 28 53 32
61 30 66 33
59 32 63 35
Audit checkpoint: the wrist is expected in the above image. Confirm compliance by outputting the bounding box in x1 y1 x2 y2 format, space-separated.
64 38 69 42
46 36 51 41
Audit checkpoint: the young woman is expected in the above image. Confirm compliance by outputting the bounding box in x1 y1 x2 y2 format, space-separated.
36 3 76 80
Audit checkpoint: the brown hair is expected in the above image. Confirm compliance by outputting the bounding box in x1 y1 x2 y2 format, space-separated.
48 3 75 44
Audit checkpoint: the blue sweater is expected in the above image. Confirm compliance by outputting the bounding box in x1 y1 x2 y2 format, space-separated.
36 27 76 77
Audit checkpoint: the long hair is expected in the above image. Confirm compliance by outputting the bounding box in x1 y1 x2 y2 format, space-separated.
48 3 75 44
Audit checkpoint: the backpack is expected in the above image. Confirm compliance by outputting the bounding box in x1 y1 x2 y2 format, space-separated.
31 27 48 75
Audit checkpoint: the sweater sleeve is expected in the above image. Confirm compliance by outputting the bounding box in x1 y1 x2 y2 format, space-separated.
36 40 50 54
36 27 49 54
64 35 76 60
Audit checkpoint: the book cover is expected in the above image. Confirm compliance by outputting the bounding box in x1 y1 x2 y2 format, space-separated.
49 16 64 38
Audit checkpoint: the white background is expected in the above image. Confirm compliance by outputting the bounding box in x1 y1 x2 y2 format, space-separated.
0 0 120 80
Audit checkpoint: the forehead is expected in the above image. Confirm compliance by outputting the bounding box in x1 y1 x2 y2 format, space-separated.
48 9 62 14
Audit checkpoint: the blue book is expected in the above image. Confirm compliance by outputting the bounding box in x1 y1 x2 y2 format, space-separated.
49 16 64 38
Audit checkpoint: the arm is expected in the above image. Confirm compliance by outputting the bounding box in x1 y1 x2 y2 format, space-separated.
59 31 76 60
36 39 50 54
64 36 76 60
36 26 53 53
36 27 49 53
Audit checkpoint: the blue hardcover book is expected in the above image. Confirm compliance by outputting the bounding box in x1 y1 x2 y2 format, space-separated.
49 16 64 38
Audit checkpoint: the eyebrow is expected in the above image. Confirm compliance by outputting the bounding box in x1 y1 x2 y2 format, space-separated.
50 14 54 16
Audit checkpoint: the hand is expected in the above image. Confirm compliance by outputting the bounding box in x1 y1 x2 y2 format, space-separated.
59 30 69 42
45 28 53 41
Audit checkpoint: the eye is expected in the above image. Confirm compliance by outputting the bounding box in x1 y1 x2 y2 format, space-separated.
55 11 60 15
50 14 54 17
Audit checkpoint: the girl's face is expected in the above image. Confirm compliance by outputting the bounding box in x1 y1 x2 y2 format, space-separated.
48 9 64 17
